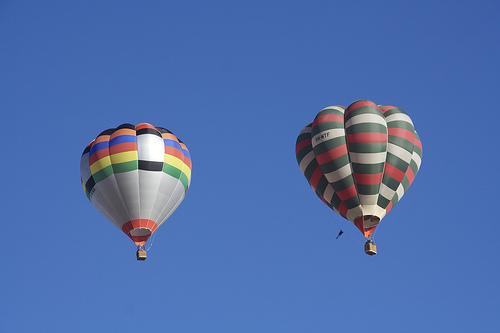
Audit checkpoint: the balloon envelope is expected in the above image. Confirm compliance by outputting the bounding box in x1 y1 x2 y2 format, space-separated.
80 123 192 245
295 100 422 237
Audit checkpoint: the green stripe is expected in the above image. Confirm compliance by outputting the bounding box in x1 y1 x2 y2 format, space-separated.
357 183 380 195
315 107 345 120
112 160 138 174
345 123 386 135
163 164 189 189
342 195 360 210
382 107 406 118
303 161 318 183
386 152 409 173
345 104 382 121
408 159 419 178
387 120 414 132
348 142 386 153
315 176 329 197
319 153 350 174
330 193 343 213
377 195 391 209
93 165 114 183
399 176 410 193
296 129 312 144
313 136 346 156
332 174 355 192
389 135 414 153
311 120 344 138
381 173 401 191
351 162 385 174
296 145 312 164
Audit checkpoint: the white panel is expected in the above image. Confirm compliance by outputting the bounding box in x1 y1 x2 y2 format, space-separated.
345 113 386 128
324 163 353 183
138 169 164 220
349 152 386 164
91 175 131 229
388 143 413 163
299 150 316 173
114 171 140 220
359 194 379 206
385 112 413 125
153 173 186 226
311 129 345 147
137 134 164 162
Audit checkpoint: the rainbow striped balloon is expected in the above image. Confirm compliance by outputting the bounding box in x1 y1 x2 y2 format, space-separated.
80 123 192 246
296 100 422 238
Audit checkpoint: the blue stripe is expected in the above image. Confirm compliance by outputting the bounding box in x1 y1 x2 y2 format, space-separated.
164 139 182 149
89 141 109 157
110 135 137 146
181 148 191 159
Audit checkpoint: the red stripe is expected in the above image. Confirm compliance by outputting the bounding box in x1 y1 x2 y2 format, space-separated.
122 219 159 246
406 167 416 186
183 157 192 170
384 163 406 182
354 172 383 185
313 114 344 127
345 100 379 117
94 135 111 144
315 144 348 165
386 201 393 214
165 146 186 161
111 128 136 138
364 225 378 237
354 216 365 235
354 215 379 237
109 142 137 155
338 202 348 217
295 138 311 155
309 166 323 190
337 184 358 201
89 146 110 165
346 132 387 143
380 105 397 114
388 127 415 142
414 136 422 150
162 132 177 141
136 123 159 132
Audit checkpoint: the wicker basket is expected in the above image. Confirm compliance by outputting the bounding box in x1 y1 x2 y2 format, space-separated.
364 242 377 256
136 249 147 261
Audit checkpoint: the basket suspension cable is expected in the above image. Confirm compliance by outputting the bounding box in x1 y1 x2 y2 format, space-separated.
326 209 363 245
145 231 156 251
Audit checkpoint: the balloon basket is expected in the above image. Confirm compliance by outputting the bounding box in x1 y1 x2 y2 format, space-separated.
136 249 147 261
364 242 377 256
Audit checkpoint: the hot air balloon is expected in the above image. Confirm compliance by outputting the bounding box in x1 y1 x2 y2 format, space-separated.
295 100 422 255
80 123 192 260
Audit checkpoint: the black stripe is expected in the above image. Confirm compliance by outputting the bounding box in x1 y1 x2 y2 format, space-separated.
117 123 136 130
137 127 162 137
97 128 115 137
156 127 172 134
85 176 96 195
138 160 163 171
82 144 92 156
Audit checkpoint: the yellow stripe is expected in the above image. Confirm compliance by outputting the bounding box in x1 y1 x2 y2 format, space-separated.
165 155 191 178
90 156 111 174
110 151 138 164
183 165 191 179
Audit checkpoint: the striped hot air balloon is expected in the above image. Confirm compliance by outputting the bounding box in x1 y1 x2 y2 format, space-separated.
295 100 422 255
80 123 192 260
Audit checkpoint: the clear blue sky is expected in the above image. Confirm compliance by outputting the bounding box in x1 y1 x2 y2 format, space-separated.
1 1 499 332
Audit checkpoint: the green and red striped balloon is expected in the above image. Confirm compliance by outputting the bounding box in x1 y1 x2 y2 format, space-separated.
80 123 192 247
295 100 422 238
